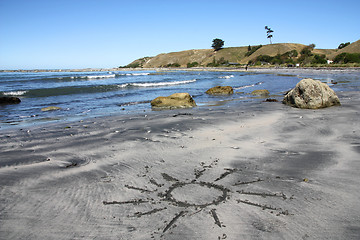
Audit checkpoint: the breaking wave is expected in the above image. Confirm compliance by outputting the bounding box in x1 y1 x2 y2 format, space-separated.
124 73 151 76
219 75 234 79
233 81 263 90
2 91 28 96
118 79 196 88
70 74 116 79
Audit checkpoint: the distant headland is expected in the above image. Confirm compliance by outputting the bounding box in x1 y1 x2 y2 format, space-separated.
124 40 360 69
2 40 359 72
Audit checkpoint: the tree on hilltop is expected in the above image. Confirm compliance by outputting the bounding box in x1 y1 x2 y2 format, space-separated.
212 38 224 51
338 42 351 49
308 43 316 49
265 26 274 44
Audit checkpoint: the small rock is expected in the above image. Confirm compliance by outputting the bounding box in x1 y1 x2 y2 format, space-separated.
206 86 234 95
251 89 270 96
264 98 278 102
41 106 62 112
0 97 21 104
151 93 196 109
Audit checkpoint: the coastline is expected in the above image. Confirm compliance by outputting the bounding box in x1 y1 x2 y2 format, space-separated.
1 81 360 239
1 66 360 73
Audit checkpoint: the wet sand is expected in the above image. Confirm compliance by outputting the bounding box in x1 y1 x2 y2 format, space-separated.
1 86 360 239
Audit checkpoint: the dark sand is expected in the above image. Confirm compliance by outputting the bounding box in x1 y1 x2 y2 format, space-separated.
1 73 360 239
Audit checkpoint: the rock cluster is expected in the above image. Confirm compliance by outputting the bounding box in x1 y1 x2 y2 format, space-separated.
149 78 341 111
282 78 340 109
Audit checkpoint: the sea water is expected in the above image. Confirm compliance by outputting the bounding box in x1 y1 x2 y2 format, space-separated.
1 69 359 129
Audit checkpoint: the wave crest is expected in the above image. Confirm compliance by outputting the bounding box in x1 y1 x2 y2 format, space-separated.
118 79 196 88
2 91 28 96
85 74 116 79
233 81 263 90
219 75 234 79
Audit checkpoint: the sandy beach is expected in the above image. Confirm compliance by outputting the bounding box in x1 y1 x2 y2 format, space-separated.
1 71 360 239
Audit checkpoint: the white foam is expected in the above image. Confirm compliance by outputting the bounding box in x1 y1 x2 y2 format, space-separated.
86 74 116 79
219 75 234 79
3 91 27 96
132 73 151 76
118 79 196 88
234 81 263 90
125 73 151 76
234 84 255 90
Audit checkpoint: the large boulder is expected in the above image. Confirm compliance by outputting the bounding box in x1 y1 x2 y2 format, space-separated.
151 93 196 109
206 86 234 95
282 78 340 109
0 97 21 104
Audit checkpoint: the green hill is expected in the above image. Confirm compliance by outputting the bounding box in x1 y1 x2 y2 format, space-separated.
125 41 359 68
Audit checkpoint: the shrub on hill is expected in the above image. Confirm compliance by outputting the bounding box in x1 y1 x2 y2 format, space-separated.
312 54 327 64
334 53 360 63
245 45 262 57
283 50 298 58
206 57 229 67
300 47 313 57
252 50 298 65
162 63 181 68
122 62 141 68
187 62 199 68
297 45 316 64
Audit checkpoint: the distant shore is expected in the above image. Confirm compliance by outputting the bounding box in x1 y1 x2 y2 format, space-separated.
2 66 360 73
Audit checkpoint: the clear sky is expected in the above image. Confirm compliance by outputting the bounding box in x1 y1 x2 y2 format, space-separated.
1 0 359 69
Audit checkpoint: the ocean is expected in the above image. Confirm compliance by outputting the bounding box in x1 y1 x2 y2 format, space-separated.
1 69 359 129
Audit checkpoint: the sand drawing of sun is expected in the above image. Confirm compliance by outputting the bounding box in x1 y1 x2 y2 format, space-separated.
103 159 292 239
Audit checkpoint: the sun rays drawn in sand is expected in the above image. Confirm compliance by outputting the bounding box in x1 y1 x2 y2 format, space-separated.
103 160 292 238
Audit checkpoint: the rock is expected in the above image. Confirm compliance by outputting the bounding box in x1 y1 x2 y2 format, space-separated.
282 78 341 109
206 86 234 95
251 89 270 96
151 93 196 109
0 97 21 104
264 98 278 102
41 106 62 112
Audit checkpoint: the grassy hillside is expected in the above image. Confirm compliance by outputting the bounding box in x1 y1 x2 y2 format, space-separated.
144 49 213 68
125 41 359 68
328 39 360 60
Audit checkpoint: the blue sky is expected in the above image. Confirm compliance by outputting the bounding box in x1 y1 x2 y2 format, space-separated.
1 0 359 69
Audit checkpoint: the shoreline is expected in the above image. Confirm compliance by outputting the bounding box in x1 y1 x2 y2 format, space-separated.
1 66 360 73
1 87 360 239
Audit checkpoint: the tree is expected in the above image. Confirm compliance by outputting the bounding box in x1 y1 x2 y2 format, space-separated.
338 42 351 49
212 38 224 51
301 44 315 56
265 26 274 44
312 54 327 64
308 43 316 49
